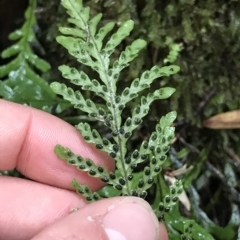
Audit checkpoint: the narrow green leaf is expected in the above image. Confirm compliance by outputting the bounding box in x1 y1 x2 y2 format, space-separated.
88 13 102 36
95 22 115 50
160 111 177 127
97 185 121 198
0 58 21 78
61 0 83 18
54 145 68 160
1 44 22 59
110 39 147 82
72 179 102 202
104 20 134 53
0 81 14 99
152 87 176 100
27 53 51 72
8 30 24 41
58 65 107 100
58 27 86 38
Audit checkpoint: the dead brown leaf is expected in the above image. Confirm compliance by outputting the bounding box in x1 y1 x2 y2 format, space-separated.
203 110 240 129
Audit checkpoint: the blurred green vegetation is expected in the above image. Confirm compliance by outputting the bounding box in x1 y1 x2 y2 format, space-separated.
1 0 240 239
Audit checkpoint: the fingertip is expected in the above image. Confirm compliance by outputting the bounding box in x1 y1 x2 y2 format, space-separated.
102 197 160 240
32 197 168 240
159 223 168 240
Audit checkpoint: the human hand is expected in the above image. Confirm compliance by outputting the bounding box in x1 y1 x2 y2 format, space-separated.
0 100 168 240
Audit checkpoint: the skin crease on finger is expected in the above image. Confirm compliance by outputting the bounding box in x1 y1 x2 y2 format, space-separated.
0 100 169 240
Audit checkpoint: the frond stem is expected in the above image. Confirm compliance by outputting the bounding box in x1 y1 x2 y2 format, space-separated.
69 0 131 195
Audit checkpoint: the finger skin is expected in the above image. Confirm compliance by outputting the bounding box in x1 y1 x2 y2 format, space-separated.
32 197 168 240
0 177 168 240
0 99 114 190
0 100 168 240
0 177 85 240
31 210 109 240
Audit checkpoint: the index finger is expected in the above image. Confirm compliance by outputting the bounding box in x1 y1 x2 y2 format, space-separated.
0 100 114 190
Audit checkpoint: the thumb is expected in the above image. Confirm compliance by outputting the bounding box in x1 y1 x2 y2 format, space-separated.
31 197 167 240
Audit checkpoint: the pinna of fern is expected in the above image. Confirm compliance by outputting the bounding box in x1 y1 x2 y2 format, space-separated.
50 0 182 218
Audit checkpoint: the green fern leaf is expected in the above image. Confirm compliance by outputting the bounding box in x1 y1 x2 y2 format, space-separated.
0 0 67 112
51 0 180 204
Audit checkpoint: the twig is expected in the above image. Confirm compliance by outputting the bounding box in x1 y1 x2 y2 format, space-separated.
206 162 240 203
225 147 240 165
193 88 217 116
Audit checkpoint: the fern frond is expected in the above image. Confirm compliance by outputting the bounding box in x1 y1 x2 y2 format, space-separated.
0 0 65 111
51 0 180 200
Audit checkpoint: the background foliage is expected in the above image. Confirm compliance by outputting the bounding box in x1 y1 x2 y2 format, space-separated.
1 0 240 239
